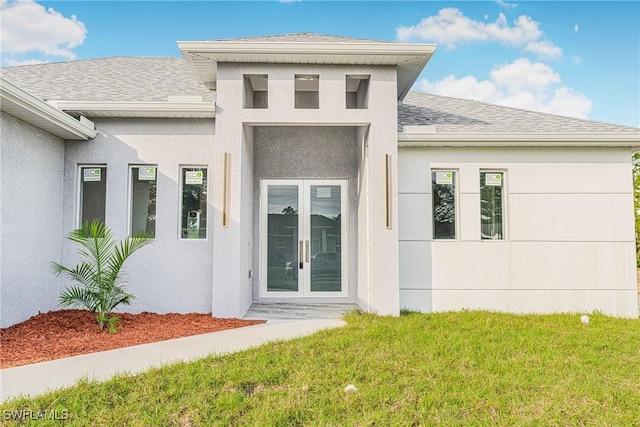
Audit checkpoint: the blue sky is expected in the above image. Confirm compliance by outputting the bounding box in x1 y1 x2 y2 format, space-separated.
1 1 638 127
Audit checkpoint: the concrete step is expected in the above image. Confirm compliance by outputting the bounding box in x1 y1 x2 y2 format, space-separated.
243 302 359 320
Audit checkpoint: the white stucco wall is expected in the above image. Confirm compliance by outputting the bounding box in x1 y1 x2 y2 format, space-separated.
0 112 65 327
60 118 216 315
398 146 638 317
215 63 400 316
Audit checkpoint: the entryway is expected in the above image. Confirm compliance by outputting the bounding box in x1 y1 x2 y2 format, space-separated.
260 179 348 298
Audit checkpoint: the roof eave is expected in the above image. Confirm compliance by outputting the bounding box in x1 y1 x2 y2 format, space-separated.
177 41 437 56
177 40 436 100
397 132 640 149
50 101 216 119
0 78 97 140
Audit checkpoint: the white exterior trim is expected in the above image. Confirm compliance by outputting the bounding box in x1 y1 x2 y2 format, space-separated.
178 40 436 100
0 78 97 140
49 100 216 118
398 131 640 148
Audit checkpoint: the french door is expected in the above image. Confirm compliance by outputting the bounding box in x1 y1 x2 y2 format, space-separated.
260 179 348 297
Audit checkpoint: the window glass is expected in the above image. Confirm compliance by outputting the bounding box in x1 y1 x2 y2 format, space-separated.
181 167 208 239
432 171 456 239
80 166 106 226
480 171 504 240
131 166 157 237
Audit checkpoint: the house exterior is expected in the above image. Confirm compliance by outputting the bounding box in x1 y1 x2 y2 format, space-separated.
1 33 638 328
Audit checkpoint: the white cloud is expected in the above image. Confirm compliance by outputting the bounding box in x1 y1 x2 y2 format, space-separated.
416 58 592 119
547 87 592 118
574 24 579 33
2 57 45 66
490 58 560 92
495 0 517 9
523 40 563 59
396 8 562 59
0 0 86 63
484 14 489 20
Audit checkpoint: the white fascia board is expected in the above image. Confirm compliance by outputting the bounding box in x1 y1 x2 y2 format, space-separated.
52 101 216 118
177 40 436 99
0 78 97 140
397 132 640 149
177 40 437 57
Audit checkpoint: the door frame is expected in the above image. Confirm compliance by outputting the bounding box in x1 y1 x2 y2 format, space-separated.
259 179 349 298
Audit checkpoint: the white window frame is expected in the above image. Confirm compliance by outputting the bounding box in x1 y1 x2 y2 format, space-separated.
178 165 209 241
479 169 508 241
128 164 158 238
431 168 459 240
77 164 107 228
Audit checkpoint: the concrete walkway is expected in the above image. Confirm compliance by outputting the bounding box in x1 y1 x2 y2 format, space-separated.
0 318 345 403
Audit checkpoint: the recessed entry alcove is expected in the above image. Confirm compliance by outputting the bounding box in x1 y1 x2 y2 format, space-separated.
251 125 363 302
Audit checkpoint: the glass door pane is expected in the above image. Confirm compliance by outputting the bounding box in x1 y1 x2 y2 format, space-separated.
266 185 300 292
309 185 342 292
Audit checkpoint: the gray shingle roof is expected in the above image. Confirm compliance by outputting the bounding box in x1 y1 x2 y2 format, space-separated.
210 32 394 44
2 57 636 134
399 91 638 133
0 57 213 102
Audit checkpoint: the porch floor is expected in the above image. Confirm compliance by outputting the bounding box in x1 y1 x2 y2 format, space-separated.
243 302 359 320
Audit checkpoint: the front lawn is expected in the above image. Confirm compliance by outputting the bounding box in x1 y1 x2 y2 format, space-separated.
2 311 639 425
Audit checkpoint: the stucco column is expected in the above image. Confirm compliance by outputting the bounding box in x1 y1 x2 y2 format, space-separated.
357 71 400 316
362 125 400 315
211 66 254 318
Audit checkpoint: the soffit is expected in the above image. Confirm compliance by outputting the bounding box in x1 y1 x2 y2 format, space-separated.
1 78 97 140
51 101 216 119
178 40 436 101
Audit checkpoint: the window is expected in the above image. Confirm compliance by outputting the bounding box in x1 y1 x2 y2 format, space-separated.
181 167 208 239
130 166 157 237
243 74 268 108
79 166 107 226
295 74 319 109
432 170 457 239
480 171 505 240
346 75 370 109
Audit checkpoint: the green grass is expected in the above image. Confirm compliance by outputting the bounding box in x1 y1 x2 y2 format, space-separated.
2 311 639 426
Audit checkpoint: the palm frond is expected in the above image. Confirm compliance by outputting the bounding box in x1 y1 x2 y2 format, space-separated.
53 220 150 332
59 285 99 312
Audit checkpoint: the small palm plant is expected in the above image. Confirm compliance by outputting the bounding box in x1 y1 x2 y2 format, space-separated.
52 220 152 333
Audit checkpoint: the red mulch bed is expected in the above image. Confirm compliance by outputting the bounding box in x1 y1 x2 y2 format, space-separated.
0 310 264 369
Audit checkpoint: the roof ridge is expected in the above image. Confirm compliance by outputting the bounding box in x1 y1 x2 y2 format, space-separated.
406 90 639 130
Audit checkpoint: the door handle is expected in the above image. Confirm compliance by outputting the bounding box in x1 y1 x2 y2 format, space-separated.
305 240 310 263
299 241 304 269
